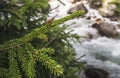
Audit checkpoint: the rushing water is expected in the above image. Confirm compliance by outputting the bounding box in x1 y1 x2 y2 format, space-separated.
49 0 120 78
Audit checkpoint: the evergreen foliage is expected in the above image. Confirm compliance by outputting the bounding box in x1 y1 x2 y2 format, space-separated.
0 0 85 78
112 0 120 16
115 3 120 16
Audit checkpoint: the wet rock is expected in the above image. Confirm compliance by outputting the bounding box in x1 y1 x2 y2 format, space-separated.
117 24 120 29
86 16 91 20
83 65 109 78
89 0 102 9
109 16 120 21
69 0 77 3
69 0 80 3
67 2 88 14
92 22 119 38
99 4 116 17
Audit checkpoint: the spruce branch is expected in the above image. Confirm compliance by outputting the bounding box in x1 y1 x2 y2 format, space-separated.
35 49 64 76
0 10 85 52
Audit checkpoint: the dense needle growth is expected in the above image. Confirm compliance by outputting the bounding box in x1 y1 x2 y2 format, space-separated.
0 0 85 78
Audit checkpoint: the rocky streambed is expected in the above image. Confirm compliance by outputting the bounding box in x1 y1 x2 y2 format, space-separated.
49 0 120 78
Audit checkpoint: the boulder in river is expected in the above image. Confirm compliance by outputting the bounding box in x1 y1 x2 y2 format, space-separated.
110 16 120 21
83 65 109 78
89 0 102 9
92 22 119 38
67 2 88 14
99 4 116 17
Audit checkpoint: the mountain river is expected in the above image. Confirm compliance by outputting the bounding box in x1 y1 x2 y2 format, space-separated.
49 0 120 78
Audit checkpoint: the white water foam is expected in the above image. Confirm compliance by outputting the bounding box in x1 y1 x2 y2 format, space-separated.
49 0 120 77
